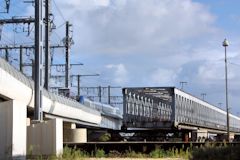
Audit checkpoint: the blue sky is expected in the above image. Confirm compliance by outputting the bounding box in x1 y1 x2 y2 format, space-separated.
195 0 240 36
0 0 240 115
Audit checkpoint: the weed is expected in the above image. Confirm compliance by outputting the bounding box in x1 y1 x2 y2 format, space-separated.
95 149 105 158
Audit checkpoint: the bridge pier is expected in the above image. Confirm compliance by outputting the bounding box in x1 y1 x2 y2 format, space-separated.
27 118 63 156
63 122 87 143
192 129 208 142
230 133 235 141
0 100 27 160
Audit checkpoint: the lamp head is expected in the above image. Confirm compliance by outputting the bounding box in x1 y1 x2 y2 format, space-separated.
222 38 229 47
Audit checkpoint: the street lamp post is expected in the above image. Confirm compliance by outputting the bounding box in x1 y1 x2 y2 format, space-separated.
222 38 230 141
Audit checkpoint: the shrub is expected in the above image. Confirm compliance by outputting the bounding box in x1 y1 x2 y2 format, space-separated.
95 149 105 158
99 133 111 142
149 148 165 158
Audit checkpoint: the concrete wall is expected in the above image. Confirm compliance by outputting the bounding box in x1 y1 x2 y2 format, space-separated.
27 119 63 156
0 100 27 160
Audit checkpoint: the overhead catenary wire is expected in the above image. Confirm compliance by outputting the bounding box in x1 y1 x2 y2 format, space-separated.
56 21 66 29
229 62 240 67
52 0 66 22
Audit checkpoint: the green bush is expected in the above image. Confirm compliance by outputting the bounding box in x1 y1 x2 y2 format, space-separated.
165 147 176 157
95 149 105 158
99 133 111 142
149 148 167 158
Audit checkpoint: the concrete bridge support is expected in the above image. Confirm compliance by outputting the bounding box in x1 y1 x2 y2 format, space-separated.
27 118 63 156
230 133 235 141
0 100 27 160
63 122 87 143
192 129 208 142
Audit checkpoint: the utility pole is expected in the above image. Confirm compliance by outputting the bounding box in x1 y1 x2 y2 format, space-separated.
98 86 102 102
201 93 206 101
34 0 44 121
0 0 10 13
77 75 80 96
65 21 72 88
32 59 35 80
5 46 9 62
19 45 23 72
180 81 187 90
44 0 51 90
5 0 10 13
108 85 111 104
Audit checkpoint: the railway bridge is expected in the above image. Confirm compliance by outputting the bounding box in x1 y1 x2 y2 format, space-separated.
122 87 240 142
0 57 122 158
1 56 240 158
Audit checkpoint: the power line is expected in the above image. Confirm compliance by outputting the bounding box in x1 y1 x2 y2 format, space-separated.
229 62 240 67
52 0 66 22
56 21 66 29
1 32 15 44
52 30 62 43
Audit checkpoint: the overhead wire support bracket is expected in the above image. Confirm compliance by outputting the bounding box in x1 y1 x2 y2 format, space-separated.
0 45 65 50
0 17 35 24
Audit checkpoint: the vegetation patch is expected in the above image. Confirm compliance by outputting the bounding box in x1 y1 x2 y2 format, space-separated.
190 144 240 160
27 144 240 160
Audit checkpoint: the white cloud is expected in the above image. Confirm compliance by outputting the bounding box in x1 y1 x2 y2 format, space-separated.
55 0 217 56
105 63 128 84
149 68 181 86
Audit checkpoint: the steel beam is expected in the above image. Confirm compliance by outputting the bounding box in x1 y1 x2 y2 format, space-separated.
0 45 64 50
44 0 51 90
34 0 43 121
0 17 34 24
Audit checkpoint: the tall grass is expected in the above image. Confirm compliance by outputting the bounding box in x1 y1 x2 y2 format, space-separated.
190 144 240 160
59 146 189 159
61 146 89 159
28 144 240 159
149 146 189 159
